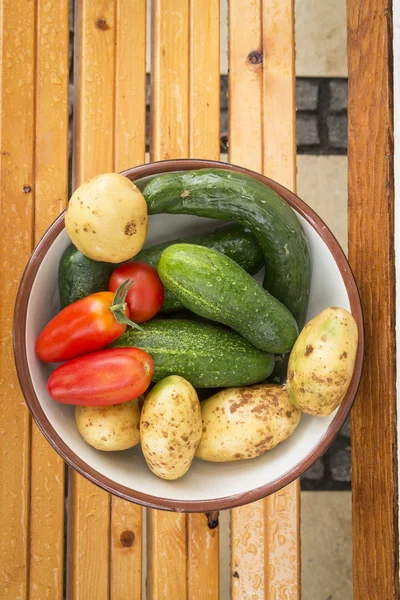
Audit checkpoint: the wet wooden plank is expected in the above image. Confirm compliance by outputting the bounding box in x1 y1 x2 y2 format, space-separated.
189 0 220 159
229 0 263 172
230 0 299 597
29 1 69 597
110 1 146 597
348 0 399 598
150 0 189 160
187 1 220 597
147 2 189 598
68 1 116 597
0 0 36 597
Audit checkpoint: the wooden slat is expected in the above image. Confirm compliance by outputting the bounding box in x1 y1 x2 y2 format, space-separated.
68 1 116 597
0 0 36 597
348 1 399 598
229 4 266 597
187 513 219 599
110 1 146 598
147 2 189 598
150 0 190 160
229 0 263 172
231 501 267 599
265 481 300 596
114 0 147 171
187 1 220 598
189 0 220 159
29 1 69 597
262 1 300 595
147 511 187 600
261 0 296 190
230 0 300 597
110 498 143 600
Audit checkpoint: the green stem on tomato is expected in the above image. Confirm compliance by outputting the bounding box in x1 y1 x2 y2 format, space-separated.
110 279 143 331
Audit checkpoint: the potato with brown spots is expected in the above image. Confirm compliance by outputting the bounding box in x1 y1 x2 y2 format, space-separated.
65 173 148 262
196 384 301 462
75 397 142 451
140 375 202 480
287 307 358 416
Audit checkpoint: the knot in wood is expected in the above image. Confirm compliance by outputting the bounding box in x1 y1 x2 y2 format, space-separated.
247 51 262 64
120 530 135 547
95 17 108 30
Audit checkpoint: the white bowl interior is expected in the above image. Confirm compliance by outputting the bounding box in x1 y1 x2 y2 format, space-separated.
26 175 350 503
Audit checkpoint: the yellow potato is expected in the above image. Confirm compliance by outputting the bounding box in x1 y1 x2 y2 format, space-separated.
196 384 301 462
140 376 202 480
75 397 142 451
65 172 148 262
287 307 358 416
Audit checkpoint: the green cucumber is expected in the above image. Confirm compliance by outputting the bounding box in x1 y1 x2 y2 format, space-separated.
134 222 263 312
58 245 115 309
158 244 298 354
59 223 263 310
142 168 311 327
110 319 274 388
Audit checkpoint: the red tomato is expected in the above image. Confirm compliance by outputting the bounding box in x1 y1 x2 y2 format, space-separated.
47 348 154 406
109 262 164 323
36 281 140 363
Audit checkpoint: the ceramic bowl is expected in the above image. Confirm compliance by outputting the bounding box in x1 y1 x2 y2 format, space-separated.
14 159 364 511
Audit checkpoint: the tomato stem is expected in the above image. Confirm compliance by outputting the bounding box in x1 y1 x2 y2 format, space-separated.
110 280 143 331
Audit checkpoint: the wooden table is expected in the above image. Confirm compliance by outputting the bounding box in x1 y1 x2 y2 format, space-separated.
0 0 397 598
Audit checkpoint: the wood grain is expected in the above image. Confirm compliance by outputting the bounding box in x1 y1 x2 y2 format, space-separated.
147 511 187 600
110 1 146 598
229 0 263 172
148 2 189 597
187 511 219 599
229 3 267 596
189 0 220 159
230 0 299 597
110 498 142 600
114 0 147 171
265 481 300 597
68 1 116 597
261 0 296 190
29 1 69 597
0 0 35 597
347 1 399 598
151 0 190 160
231 501 267 599
187 2 220 597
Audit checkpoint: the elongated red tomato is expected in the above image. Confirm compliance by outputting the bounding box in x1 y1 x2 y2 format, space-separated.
47 348 154 406
36 281 140 363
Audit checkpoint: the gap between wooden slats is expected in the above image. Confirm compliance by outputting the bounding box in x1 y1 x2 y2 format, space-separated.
68 1 116 597
29 1 69 598
229 0 300 598
110 0 146 598
0 0 35 598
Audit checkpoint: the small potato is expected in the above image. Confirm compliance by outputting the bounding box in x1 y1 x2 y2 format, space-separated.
65 173 148 263
287 307 358 416
140 376 201 480
76 397 142 451
196 384 301 462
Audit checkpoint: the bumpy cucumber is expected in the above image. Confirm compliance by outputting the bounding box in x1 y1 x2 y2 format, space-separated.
59 223 263 311
134 222 263 312
110 319 274 388
142 168 311 327
58 245 115 308
158 244 298 354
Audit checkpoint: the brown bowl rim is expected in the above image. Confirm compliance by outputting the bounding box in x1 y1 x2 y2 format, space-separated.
14 158 364 512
